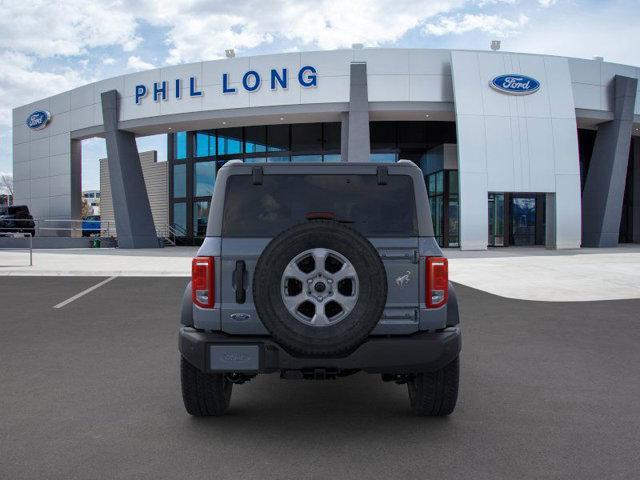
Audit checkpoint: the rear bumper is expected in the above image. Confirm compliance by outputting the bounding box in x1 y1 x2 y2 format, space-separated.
179 326 461 375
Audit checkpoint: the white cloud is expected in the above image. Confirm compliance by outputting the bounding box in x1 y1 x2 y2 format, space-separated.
0 0 141 57
507 10 640 66
538 0 558 7
0 51 87 125
424 13 529 36
126 55 156 72
102 57 116 65
133 0 466 64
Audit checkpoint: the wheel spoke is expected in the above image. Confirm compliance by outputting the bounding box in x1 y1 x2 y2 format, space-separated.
281 292 307 312
311 248 329 274
282 262 307 283
333 263 356 282
333 293 357 312
310 309 331 326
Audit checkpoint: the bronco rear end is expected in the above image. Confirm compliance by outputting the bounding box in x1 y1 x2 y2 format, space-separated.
179 160 460 416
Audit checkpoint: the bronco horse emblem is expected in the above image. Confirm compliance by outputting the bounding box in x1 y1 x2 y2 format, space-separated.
395 270 411 288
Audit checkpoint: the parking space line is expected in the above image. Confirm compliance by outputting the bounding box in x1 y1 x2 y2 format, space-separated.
53 276 118 309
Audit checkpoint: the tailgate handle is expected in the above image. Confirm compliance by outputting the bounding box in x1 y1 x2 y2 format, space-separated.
233 260 246 304
380 250 419 263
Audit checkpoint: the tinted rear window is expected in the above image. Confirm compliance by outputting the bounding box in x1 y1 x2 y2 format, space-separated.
222 174 417 237
8 206 28 216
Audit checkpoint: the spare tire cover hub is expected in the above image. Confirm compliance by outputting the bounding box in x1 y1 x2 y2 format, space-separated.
281 248 359 327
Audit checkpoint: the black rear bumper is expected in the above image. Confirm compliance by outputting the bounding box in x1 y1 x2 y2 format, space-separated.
179 326 461 375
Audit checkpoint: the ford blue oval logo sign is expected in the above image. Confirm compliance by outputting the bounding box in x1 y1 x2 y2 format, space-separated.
490 74 540 95
26 110 51 130
27 110 51 130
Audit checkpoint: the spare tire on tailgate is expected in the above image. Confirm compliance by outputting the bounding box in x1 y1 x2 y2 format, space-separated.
253 220 387 357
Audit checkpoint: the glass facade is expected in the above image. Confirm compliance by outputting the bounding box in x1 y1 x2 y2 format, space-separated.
168 121 458 243
488 192 546 247
425 170 459 247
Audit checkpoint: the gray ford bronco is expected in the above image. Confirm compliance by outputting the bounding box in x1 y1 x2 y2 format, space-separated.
179 160 461 416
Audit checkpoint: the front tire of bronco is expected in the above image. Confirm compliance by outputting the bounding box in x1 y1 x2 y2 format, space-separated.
181 357 233 416
407 356 459 416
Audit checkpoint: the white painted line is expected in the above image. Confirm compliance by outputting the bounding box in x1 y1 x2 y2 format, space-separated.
53 276 118 309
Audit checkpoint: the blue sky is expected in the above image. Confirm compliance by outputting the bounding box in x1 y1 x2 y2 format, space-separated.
1 0 638 191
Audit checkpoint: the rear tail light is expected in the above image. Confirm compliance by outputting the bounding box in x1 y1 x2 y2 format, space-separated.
426 257 448 308
192 257 215 308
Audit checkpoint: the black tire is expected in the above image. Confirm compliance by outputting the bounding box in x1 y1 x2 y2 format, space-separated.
253 220 387 357
407 357 459 416
180 357 232 416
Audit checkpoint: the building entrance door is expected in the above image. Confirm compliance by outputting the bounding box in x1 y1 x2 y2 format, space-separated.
510 195 537 246
488 193 546 247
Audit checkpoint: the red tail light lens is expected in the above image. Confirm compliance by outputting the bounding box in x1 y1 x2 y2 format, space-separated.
426 257 448 308
192 257 214 308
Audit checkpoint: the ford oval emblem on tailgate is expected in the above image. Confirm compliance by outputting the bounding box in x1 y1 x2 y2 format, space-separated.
230 313 251 321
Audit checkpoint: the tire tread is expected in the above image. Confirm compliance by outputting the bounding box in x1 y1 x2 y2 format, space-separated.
408 357 459 416
181 357 232 416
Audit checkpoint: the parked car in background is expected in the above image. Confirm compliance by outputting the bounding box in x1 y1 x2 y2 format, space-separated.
82 215 101 237
0 205 35 236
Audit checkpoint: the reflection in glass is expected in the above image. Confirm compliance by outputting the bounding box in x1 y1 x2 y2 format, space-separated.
267 156 290 162
323 154 341 162
370 153 397 163
173 202 187 232
217 128 242 155
488 193 505 246
195 131 215 157
245 126 267 153
291 154 322 162
193 201 210 237
175 131 187 160
173 163 186 197
194 161 216 197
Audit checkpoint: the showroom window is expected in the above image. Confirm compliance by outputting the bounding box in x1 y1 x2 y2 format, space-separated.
217 127 243 155
193 201 210 238
173 163 186 198
173 202 187 233
168 121 458 245
194 161 216 197
195 131 216 157
245 126 267 153
174 131 187 160
168 122 343 244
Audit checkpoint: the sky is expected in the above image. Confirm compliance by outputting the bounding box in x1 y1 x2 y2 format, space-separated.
1 0 639 191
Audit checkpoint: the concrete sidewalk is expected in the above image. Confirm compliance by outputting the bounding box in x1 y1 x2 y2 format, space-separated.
1 245 639 301
0 247 197 277
446 245 640 301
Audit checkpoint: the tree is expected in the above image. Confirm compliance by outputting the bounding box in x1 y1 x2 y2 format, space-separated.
81 198 92 218
0 173 13 206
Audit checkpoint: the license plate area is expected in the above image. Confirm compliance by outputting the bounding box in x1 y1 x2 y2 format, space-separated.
208 344 260 372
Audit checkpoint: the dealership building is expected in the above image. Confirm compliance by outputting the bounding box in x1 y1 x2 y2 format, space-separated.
11 48 640 249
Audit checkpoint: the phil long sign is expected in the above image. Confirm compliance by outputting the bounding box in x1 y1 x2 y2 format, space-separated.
135 66 318 105
490 74 540 95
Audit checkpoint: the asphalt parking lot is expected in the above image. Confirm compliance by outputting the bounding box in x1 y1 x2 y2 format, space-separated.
1 277 639 479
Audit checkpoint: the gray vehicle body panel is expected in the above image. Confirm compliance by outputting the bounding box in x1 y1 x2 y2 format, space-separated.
183 160 458 336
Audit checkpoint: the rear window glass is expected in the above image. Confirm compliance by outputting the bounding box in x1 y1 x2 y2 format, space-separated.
8 206 28 215
222 174 417 237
